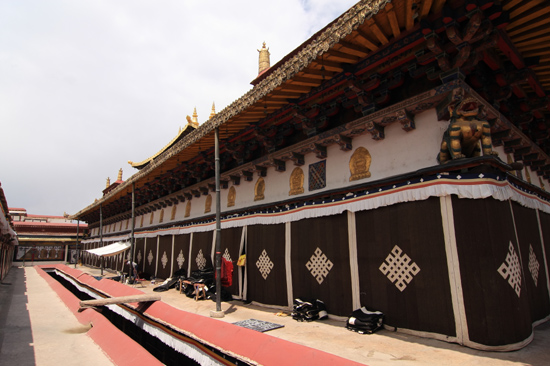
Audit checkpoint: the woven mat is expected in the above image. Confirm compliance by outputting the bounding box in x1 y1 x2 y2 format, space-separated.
232 319 284 332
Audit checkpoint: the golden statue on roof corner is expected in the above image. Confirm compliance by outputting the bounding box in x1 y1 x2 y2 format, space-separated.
437 96 498 164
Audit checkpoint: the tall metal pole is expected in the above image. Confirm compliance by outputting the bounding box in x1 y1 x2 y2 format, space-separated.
214 127 223 316
100 203 104 276
74 219 80 268
130 183 135 278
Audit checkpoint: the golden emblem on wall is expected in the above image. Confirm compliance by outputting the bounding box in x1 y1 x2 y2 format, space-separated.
205 194 212 213
228 186 236 207
185 200 191 218
289 167 304 195
171 205 177 220
254 177 265 201
349 146 372 181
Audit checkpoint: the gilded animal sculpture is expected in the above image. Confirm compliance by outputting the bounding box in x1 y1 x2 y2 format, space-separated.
437 97 498 164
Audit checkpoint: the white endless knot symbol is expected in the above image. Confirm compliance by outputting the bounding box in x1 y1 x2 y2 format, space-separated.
177 250 185 269
379 245 420 292
306 247 333 285
223 248 232 262
147 250 154 266
137 250 142 264
161 251 168 269
528 244 540 287
196 249 207 270
498 241 522 297
256 250 274 280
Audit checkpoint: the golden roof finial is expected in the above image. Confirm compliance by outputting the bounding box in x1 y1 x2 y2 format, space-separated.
258 42 270 75
209 102 216 119
186 108 199 128
117 168 123 181
106 177 110 188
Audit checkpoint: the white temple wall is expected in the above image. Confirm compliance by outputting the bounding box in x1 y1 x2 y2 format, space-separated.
99 107 546 236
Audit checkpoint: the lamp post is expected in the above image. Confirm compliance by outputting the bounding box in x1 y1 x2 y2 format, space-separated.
211 127 224 318
74 219 79 268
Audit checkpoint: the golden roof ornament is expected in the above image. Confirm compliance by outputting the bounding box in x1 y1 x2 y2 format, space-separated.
117 168 123 181
192 107 199 124
209 102 216 119
106 177 110 188
258 42 270 75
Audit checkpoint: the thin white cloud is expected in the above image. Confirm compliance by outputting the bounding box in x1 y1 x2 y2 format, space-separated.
0 0 358 216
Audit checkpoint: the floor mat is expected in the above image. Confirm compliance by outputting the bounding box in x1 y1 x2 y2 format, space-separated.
232 319 284 332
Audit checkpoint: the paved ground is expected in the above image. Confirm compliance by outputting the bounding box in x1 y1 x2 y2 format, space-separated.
0 265 115 366
2 262 550 365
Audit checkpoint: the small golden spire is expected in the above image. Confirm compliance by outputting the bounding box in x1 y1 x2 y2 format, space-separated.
192 107 198 124
258 42 270 75
186 108 199 128
106 177 111 188
117 168 123 181
209 102 216 119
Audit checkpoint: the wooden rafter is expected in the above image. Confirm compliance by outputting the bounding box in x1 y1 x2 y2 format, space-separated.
384 3 401 39
419 0 433 20
367 18 389 45
326 49 360 63
406 0 415 31
506 5 550 31
313 60 344 72
290 76 320 87
338 40 370 57
509 0 546 20
354 29 379 51
432 0 445 15
511 22 550 43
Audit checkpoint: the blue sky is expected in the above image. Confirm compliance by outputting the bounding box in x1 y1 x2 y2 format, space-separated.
0 0 358 217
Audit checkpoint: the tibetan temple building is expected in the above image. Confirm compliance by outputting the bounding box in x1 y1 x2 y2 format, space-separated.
0 182 17 281
10 208 87 264
72 0 550 351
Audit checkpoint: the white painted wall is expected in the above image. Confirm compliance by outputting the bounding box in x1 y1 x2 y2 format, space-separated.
105 108 544 233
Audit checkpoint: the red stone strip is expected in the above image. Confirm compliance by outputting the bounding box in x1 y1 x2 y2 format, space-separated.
36 265 162 366
39 264 365 366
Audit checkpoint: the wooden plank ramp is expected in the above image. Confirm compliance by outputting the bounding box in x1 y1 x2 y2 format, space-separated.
79 294 161 309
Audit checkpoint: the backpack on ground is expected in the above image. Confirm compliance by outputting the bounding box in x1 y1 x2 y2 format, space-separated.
346 307 384 334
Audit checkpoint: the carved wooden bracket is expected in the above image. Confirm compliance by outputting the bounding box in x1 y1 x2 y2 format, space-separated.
241 170 254 182
365 121 384 140
290 152 305 166
229 175 241 185
254 165 267 177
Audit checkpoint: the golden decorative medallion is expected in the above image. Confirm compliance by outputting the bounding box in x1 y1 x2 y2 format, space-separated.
171 205 177 220
185 201 191 218
254 177 265 201
349 146 372 181
228 186 236 207
289 167 304 196
205 194 212 213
